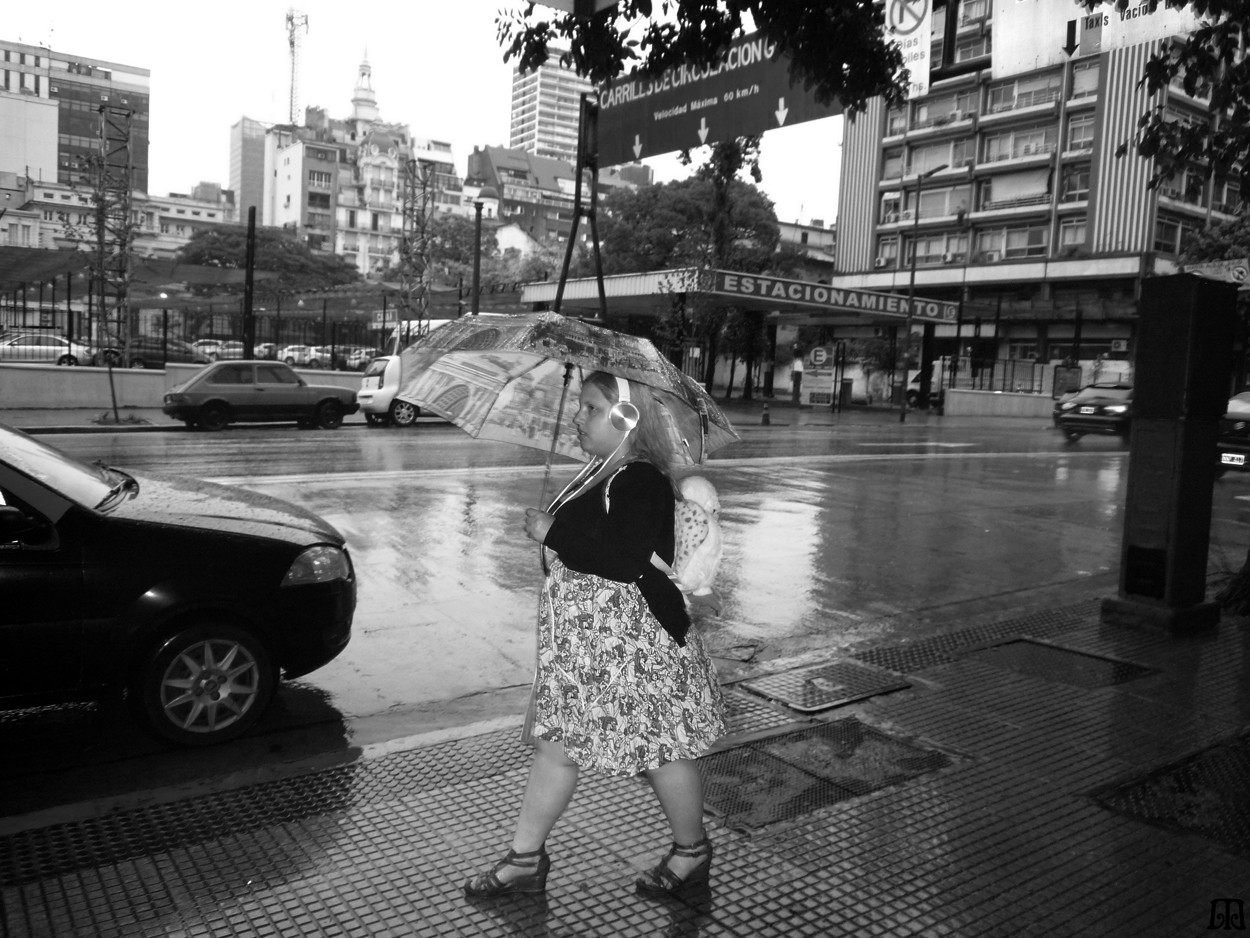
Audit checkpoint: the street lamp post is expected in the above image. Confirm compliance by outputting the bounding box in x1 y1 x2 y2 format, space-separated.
900 163 948 423
472 199 484 316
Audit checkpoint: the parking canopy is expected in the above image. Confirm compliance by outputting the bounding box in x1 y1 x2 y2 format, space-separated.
519 267 958 325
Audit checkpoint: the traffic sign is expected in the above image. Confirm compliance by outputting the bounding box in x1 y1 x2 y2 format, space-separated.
595 31 841 167
1184 258 1250 291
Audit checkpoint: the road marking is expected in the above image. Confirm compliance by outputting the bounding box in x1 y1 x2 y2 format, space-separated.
856 442 978 448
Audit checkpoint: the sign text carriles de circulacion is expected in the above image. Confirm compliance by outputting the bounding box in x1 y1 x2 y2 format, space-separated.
598 37 779 111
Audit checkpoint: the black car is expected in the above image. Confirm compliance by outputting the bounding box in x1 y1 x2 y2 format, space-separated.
0 423 355 745
162 360 361 430
1054 383 1133 443
1217 391 1250 475
94 335 211 369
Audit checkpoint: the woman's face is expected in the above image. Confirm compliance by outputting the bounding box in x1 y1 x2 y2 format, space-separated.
573 380 630 459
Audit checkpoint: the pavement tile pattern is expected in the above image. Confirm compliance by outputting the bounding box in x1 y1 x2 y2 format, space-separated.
3 597 1250 936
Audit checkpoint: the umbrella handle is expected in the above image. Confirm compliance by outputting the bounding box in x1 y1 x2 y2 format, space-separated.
539 362 576 509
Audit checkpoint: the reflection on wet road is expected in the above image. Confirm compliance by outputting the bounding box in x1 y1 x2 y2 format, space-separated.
47 423 1250 737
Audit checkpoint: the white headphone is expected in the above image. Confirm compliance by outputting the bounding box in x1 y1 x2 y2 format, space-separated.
609 375 640 432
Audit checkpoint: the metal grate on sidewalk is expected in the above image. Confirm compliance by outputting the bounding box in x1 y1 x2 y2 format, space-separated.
701 718 954 831
961 639 1158 688
740 661 910 712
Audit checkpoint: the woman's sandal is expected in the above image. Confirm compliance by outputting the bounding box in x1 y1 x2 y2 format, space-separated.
463 846 551 898
634 835 713 899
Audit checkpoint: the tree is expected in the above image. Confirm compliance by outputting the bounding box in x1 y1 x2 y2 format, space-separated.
1100 0 1250 187
497 1 908 114
426 213 500 285
175 226 360 295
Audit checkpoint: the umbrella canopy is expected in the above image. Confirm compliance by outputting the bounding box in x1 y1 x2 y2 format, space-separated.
394 312 738 466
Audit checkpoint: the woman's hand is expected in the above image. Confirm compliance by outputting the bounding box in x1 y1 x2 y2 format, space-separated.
524 508 554 544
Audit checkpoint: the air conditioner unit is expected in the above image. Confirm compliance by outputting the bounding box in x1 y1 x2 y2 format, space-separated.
983 250 1001 262
874 257 888 268
1111 339 1129 352
942 253 955 263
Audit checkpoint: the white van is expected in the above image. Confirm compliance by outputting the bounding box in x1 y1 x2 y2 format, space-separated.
356 355 420 427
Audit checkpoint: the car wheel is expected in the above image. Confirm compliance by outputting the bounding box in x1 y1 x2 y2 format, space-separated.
390 399 419 427
284 356 296 366
133 622 275 747
131 358 148 369
1063 429 1083 444
316 400 344 429
57 354 78 366
198 403 230 431
365 413 390 428
906 390 920 407
208 352 220 362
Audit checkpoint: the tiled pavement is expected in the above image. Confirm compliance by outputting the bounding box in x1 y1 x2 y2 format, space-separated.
3 597 1249 937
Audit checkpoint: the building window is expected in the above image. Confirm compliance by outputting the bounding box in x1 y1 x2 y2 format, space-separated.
1071 60 1099 98
876 237 900 267
988 72 1062 112
1058 218 1087 251
1154 215 1202 254
1067 113 1095 151
1061 165 1091 202
1004 224 1049 258
954 32 992 62
882 148 904 179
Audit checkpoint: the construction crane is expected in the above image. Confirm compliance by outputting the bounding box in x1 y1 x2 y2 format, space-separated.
286 8 309 124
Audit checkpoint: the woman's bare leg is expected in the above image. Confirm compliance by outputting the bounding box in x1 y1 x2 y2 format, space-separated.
489 739 579 883
642 758 709 879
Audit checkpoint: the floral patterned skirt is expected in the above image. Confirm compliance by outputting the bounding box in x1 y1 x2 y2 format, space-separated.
528 559 725 776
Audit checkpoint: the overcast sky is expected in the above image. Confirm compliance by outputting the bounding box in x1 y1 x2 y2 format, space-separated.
7 0 843 226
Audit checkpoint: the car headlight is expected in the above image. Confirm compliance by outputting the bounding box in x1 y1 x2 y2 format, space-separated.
1104 405 1129 414
1059 401 1078 411
283 545 351 585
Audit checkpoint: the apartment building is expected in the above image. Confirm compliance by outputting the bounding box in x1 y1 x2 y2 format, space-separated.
0 39 150 193
509 47 594 164
833 0 1235 363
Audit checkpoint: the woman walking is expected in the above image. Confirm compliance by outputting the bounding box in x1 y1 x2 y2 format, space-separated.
464 370 724 900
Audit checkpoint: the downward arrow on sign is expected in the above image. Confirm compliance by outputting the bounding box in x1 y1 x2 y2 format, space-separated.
775 98 789 125
633 135 642 159
698 117 709 144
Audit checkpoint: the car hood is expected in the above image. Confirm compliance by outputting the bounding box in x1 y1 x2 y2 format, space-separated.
107 470 346 546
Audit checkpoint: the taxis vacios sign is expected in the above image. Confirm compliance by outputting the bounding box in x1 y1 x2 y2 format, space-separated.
712 272 959 323
595 31 841 167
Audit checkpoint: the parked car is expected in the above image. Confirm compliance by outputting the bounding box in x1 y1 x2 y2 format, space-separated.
326 345 380 371
93 336 211 369
0 422 355 745
191 339 227 358
0 332 94 366
254 342 278 360
1054 382 1133 443
357 354 420 427
162 360 361 431
210 340 246 361
1217 391 1250 475
278 344 318 367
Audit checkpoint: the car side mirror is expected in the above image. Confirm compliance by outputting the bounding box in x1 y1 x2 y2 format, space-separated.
0 504 45 544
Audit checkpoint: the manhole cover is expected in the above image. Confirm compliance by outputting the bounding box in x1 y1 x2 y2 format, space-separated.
740 662 910 713
962 640 1156 688
702 718 952 830
1092 732 1250 859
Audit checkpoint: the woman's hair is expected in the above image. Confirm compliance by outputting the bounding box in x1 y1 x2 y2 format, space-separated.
583 370 679 490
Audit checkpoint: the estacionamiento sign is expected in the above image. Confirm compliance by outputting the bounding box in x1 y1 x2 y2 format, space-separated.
595 31 840 167
711 272 959 322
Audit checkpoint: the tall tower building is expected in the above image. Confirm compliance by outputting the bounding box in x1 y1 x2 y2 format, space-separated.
0 40 150 192
509 48 593 163
230 116 269 224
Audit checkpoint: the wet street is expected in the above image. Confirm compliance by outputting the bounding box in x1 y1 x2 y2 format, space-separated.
6 412 1250 816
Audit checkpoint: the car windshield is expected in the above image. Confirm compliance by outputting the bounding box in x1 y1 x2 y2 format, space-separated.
0 424 115 509
1227 392 1250 416
1075 386 1131 403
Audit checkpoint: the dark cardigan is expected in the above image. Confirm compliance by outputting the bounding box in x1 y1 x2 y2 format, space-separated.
542 461 691 646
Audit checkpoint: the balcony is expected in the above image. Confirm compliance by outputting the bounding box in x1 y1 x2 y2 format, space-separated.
980 192 1050 211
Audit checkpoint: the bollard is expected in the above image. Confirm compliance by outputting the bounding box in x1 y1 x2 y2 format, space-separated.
761 403 770 426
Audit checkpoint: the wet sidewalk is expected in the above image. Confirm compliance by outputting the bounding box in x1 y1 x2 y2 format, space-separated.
3 593 1248 937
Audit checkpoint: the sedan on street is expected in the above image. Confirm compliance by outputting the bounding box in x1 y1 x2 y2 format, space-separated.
93 336 211 369
0 332 94 366
1054 383 1133 443
1217 391 1250 475
162 360 360 430
0 423 356 745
